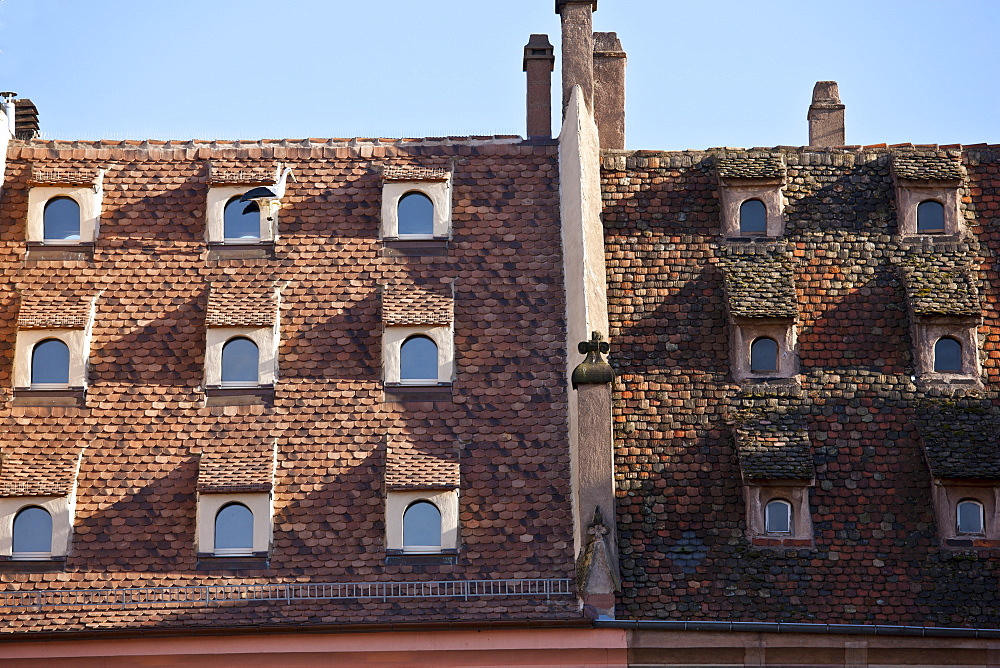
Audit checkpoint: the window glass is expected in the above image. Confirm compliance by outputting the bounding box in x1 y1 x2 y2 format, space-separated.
934 337 962 373
43 196 81 241
12 506 52 555
765 499 792 534
917 200 945 234
215 503 254 552
749 337 778 372
400 335 438 382
221 337 259 385
397 192 434 236
223 196 261 240
31 338 70 386
739 199 767 235
957 499 984 535
403 501 441 549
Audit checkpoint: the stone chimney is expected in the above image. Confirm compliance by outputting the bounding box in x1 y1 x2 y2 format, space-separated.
592 32 626 150
523 34 555 139
556 0 597 115
808 81 845 147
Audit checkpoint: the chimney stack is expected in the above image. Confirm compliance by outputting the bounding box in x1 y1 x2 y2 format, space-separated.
523 34 555 139
808 81 845 147
593 32 626 149
556 0 597 116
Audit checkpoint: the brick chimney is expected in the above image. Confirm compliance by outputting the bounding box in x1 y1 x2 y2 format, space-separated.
808 81 845 147
593 32 625 150
556 0 597 115
523 34 555 139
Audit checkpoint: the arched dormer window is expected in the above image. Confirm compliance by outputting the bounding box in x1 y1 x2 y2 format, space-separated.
31 338 70 387
765 499 792 534
221 337 259 386
749 337 778 373
934 336 962 373
214 503 254 556
403 500 442 552
739 199 767 235
399 335 438 383
917 200 945 234
43 196 81 241
223 195 261 240
12 506 53 560
957 499 985 535
397 192 434 236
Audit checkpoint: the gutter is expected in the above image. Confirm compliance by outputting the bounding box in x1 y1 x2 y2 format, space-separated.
595 618 1000 640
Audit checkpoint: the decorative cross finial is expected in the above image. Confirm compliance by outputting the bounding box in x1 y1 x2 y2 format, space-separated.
578 331 610 359
571 332 614 389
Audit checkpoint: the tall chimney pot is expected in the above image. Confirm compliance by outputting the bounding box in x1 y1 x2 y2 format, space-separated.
556 0 597 116
808 81 845 147
523 34 555 139
593 31 626 150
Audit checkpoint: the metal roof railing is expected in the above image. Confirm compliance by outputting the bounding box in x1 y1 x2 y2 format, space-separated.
0 578 574 610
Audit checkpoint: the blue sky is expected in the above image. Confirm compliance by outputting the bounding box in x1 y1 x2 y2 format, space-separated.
0 0 997 150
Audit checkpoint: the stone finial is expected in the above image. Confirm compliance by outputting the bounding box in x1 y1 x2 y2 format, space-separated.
572 331 614 388
592 32 626 150
807 81 845 147
523 34 555 139
576 507 620 618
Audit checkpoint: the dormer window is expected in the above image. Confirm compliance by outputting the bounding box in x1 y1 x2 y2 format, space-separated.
223 196 261 240
399 335 439 384
221 337 260 387
31 338 70 388
749 337 778 373
381 283 454 401
204 288 280 404
214 502 254 557
43 196 81 241
917 200 945 234
933 336 962 373
957 499 985 536
764 499 792 534
12 506 53 560
739 199 767 235
403 500 443 553
397 192 435 237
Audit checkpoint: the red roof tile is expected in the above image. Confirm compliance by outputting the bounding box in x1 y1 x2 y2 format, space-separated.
206 287 278 327
0 447 82 497
382 283 453 326
386 440 460 489
16 293 94 329
197 438 275 493
382 164 450 182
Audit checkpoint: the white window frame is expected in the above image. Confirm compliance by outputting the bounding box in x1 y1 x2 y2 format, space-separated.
896 181 963 238
744 483 814 544
205 326 278 388
14 329 90 390
386 489 459 553
381 179 452 240
206 186 277 243
196 492 273 556
912 319 981 385
932 482 1000 545
719 182 785 238
383 325 454 385
730 319 798 383
0 495 75 560
27 185 102 244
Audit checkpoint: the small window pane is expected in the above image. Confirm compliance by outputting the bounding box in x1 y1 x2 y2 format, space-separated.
934 337 962 373
739 199 767 235
31 338 70 385
957 500 984 535
400 336 438 382
765 500 791 534
397 192 434 236
403 501 441 549
215 503 254 551
749 337 778 372
917 200 945 234
13 506 52 554
221 337 259 385
224 196 261 240
43 197 81 241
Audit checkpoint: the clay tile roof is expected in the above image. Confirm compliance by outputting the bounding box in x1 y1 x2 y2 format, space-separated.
900 254 980 317
382 283 453 325
733 419 814 481
382 164 450 182
386 441 460 490
914 401 1000 480
17 293 93 329
197 439 276 493
719 245 798 319
716 154 785 180
0 449 82 497
893 154 964 181
206 288 278 327
208 161 279 185
29 166 101 186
